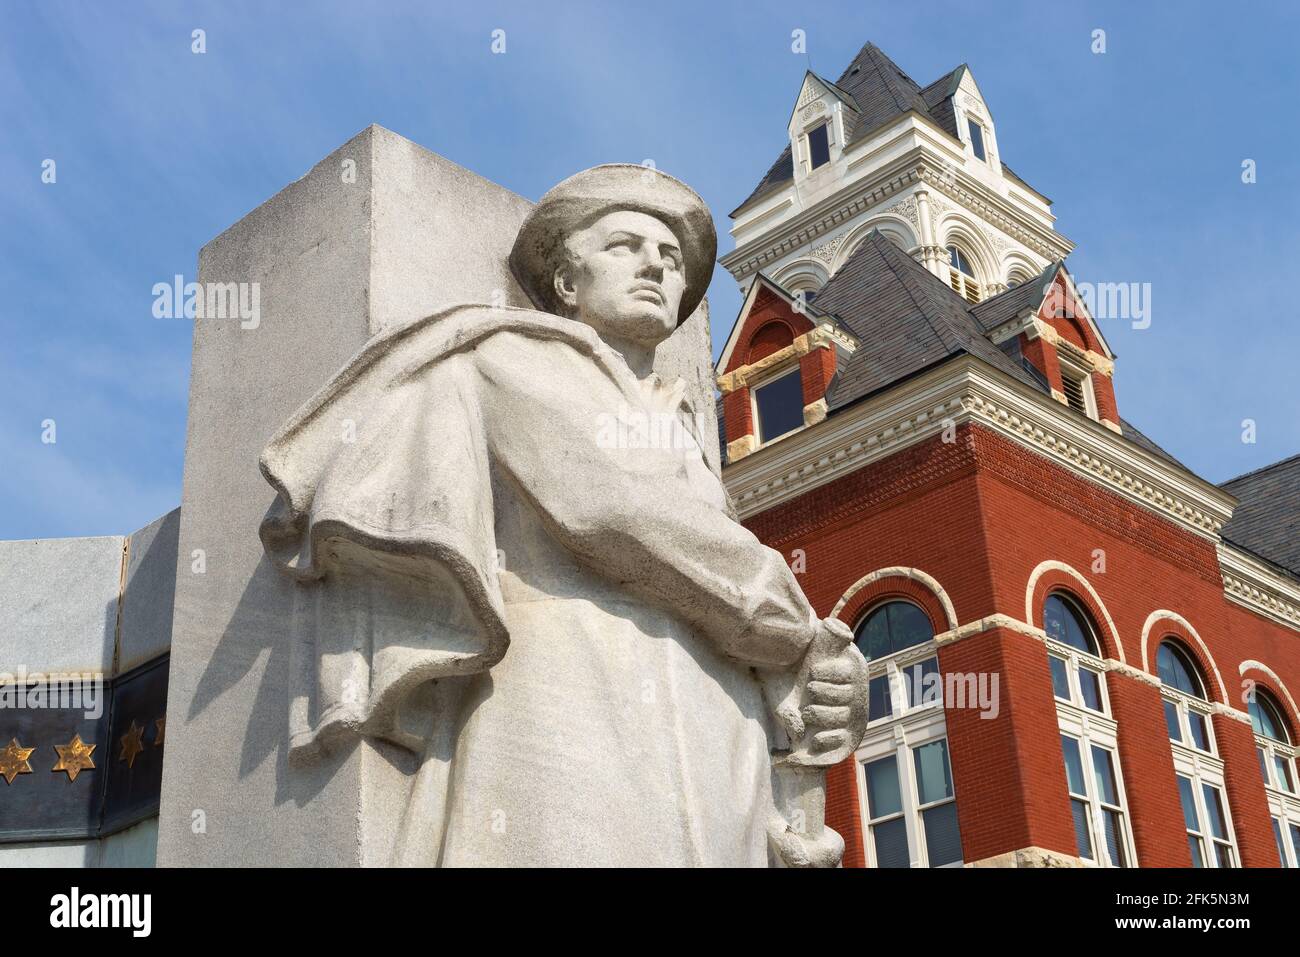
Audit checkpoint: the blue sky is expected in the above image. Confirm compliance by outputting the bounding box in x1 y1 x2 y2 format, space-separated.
2 1 1298 538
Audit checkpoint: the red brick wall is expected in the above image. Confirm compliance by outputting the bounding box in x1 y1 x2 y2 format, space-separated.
739 421 1300 867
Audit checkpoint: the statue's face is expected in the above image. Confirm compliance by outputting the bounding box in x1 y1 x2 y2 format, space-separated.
554 210 686 345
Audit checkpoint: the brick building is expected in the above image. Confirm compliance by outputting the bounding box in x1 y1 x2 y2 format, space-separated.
716 42 1300 867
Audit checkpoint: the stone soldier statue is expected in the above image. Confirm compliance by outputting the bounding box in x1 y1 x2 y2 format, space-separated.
257 165 869 866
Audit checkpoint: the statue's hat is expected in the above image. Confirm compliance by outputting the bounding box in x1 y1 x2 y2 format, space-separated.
509 164 717 325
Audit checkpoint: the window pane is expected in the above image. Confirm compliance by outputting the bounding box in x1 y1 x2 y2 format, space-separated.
1061 735 1087 796
1248 692 1289 742
1177 775 1200 831
1164 699 1183 742
754 371 804 443
1213 841 1235 868
868 674 892 721
1274 818 1286 867
1078 668 1103 712
1273 756 1294 793
1043 595 1098 655
1188 835 1205 868
872 816 910 868
1049 656 1070 700
1201 784 1228 841
967 119 986 161
855 601 932 661
887 602 933 655
1188 712 1210 752
922 802 962 867
864 755 902 819
808 123 831 169
1102 809 1127 867
1071 799 1093 860
1091 745 1119 806
1157 642 1204 698
913 740 954 805
1290 824 1300 866
905 657 941 708
1258 747 1270 785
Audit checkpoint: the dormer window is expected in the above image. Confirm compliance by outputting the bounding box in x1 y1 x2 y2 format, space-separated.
967 118 987 162
947 245 981 304
753 367 805 444
807 122 831 170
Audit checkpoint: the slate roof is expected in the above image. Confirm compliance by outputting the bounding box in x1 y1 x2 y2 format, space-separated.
733 43 1038 215
1220 454 1300 576
808 231 1049 409
718 232 1198 478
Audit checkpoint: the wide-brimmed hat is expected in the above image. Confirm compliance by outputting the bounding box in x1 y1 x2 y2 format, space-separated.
509 164 716 325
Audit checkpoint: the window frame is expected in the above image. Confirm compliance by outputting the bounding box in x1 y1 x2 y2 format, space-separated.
805 121 832 171
748 364 805 447
1056 353 1098 420
967 117 988 163
1177 769 1238 868
854 705 962 868
945 244 982 304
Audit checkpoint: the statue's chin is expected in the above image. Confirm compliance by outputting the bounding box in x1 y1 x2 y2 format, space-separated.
594 306 676 347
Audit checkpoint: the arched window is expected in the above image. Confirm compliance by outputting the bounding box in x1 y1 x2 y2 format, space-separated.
1044 593 1100 656
1250 690 1290 743
853 598 961 867
855 600 934 661
1042 591 1132 866
1251 688 1300 866
1157 639 1236 866
1158 642 1206 699
945 244 981 304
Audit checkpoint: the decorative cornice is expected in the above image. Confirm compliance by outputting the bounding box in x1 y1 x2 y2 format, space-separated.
1218 543 1300 633
723 128 1073 283
722 355 1236 543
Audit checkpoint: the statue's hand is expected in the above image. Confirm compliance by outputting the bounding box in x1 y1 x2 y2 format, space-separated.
775 618 869 766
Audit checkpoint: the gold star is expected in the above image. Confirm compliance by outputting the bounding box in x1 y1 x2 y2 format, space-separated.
52 734 96 782
119 721 145 768
0 738 35 785
154 716 165 748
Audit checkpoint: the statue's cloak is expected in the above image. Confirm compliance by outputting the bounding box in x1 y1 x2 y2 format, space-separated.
259 303 817 865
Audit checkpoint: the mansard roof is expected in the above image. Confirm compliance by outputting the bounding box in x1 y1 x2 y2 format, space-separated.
1220 454 1300 576
716 233 1192 482
733 43 1034 215
808 231 1045 409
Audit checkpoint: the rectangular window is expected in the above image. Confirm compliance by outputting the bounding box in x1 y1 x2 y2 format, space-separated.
753 369 804 444
1061 368 1090 416
864 754 909 868
1077 666 1103 712
1188 712 1211 752
1273 754 1295 793
1165 699 1183 743
1178 774 1205 867
868 673 892 722
1061 734 1094 861
1049 655 1071 701
904 656 941 709
913 739 962 867
807 122 831 170
967 118 987 162
1274 818 1289 867
1201 784 1235 867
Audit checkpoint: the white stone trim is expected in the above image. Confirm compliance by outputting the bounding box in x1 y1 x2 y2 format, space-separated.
830 566 958 630
1218 543 1300 633
1024 560 1125 664
721 356 1236 544
1239 660 1300 730
1139 609 1229 704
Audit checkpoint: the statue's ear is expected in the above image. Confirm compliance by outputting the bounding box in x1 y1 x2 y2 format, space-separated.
553 261 578 312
